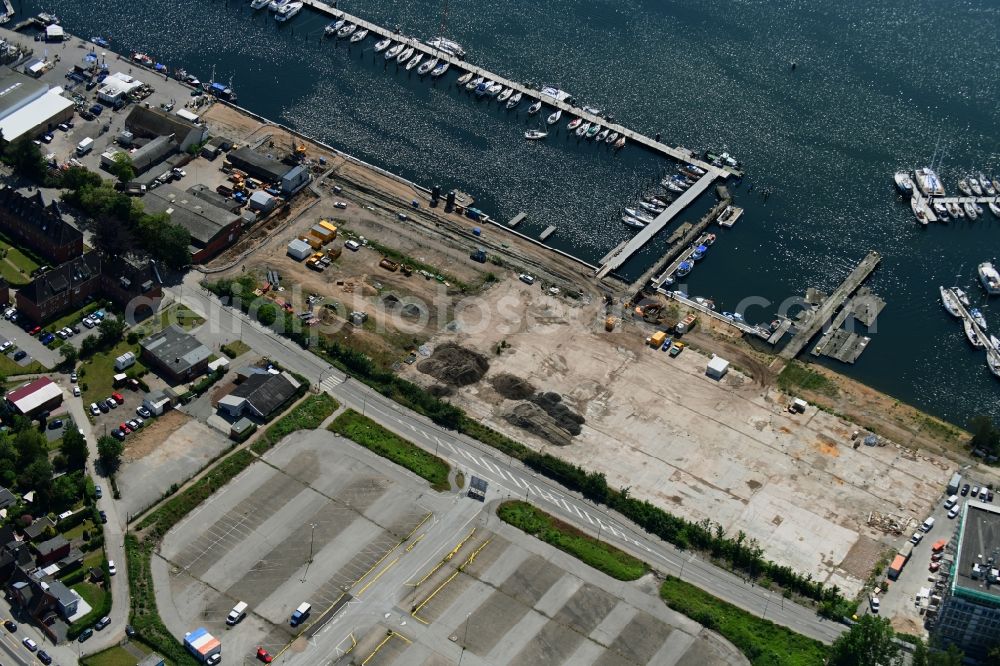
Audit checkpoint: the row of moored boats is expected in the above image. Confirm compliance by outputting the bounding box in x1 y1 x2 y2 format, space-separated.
895 169 1000 225
618 163 707 229
940 285 1000 379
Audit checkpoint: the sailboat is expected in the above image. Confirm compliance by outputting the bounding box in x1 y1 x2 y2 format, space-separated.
506 91 522 109
546 109 562 125
527 100 542 115
524 129 548 141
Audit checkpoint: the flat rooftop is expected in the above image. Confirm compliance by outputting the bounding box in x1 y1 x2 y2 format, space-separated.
954 500 1000 601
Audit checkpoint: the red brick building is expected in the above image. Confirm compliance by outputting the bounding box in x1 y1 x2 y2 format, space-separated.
0 186 83 265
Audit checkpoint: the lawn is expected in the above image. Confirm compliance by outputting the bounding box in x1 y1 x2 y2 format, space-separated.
221 339 251 358
82 644 151 666
73 581 108 612
83 550 105 571
659 576 828 666
497 501 648 581
62 519 95 541
133 304 205 337
777 361 839 397
251 392 337 454
0 235 41 286
78 340 146 404
329 409 450 491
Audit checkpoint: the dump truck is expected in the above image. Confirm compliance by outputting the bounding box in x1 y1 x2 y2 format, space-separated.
605 316 616 332
649 331 667 348
887 554 906 580
675 313 697 335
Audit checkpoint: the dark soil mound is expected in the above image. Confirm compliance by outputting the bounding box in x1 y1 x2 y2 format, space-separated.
530 392 585 436
416 343 490 386
490 373 537 400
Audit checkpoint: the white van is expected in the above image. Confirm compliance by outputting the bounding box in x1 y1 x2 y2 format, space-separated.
944 495 958 509
921 516 936 532
226 600 248 625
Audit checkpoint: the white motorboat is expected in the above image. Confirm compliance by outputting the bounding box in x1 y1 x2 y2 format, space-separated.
419 58 439 75
893 171 914 196
970 177 984 196
687 164 706 175
990 202 1000 218
268 0 290 12
465 75 483 90
373 37 392 52
965 317 985 348
251 0 270 9
546 109 562 125
497 88 513 103
988 348 1000 379
430 62 449 77
524 130 547 140
621 216 646 229
979 262 1000 296
932 201 949 219
457 71 474 86
940 286 962 318
350 28 369 43
274 2 302 22
396 46 415 64
567 118 582 131
982 174 997 196
425 36 465 58
964 202 978 220
639 201 664 214
971 308 988 330
614 136 626 149
575 122 590 137
914 167 946 197
475 79 494 96
596 128 610 142
910 197 929 226
385 43 404 60
693 297 715 310
947 202 963 218
605 131 619 144
338 23 357 38
624 208 654 224
955 288 972 308
486 82 502 96
405 53 423 71
958 179 972 196
505 92 522 109
527 101 542 115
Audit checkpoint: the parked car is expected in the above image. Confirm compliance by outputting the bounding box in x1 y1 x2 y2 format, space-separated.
12 350 26 361
0 341 11 352
90 402 100 415
47 419 63 430
82 317 96 328
73 386 81 397
127 419 139 430
99 510 107 524
95 616 110 630
345 239 361 251
3 619 16 632
112 392 125 403
29 326 41 336
23 637 37 651
256 647 273 663
125 625 136 638
94 485 102 499
98 401 109 413
55 329 68 340
106 397 117 408
77 627 93 642
518 273 535 285
134 417 144 428
973 486 981 498
137 406 151 418
89 104 102 116
112 429 125 440
37 650 52 665
70 372 78 383
120 423 131 435
108 560 116 576
961 483 970 496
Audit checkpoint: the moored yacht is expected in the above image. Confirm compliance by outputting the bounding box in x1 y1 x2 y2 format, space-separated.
419 58 440 75
385 43 404 60
979 262 1000 296
405 53 423 71
524 130 547 141
527 100 542 115
914 167 945 197
430 62 449 77
964 202 978 220
970 177 984 196
546 109 562 125
338 23 357 38
965 317 985 348
373 37 392 52
505 92 522 109
990 202 1000 218
457 71 473 86
396 46 415 64
350 28 369 43
940 286 962 318
274 2 303 22
893 171 914 196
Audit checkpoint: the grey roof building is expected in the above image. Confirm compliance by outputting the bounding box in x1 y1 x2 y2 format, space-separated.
219 372 300 420
0 486 16 510
227 147 293 183
142 185 242 263
140 325 212 382
129 135 177 174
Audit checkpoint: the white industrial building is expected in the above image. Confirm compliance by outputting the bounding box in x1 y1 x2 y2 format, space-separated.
287 238 312 260
97 72 143 105
0 70 74 142
706 356 730 380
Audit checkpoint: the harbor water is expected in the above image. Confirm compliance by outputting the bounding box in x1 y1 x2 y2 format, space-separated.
15 0 1000 428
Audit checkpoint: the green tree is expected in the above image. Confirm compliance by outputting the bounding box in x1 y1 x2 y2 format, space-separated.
97 317 126 346
969 415 1000 457
0 436 18 487
828 615 902 666
2 137 46 181
60 426 89 469
913 640 963 665
14 429 46 463
50 473 81 509
257 303 278 326
108 152 135 184
18 457 53 494
59 343 78 368
97 435 124 472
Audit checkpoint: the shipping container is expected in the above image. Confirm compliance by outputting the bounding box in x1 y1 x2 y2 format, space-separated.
184 627 221 662
897 541 913 561
319 220 338 237
309 224 334 242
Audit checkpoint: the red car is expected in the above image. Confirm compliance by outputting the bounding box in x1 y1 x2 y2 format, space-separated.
112 392 125 403
120 423 132 434
29 325 41 336
256 647 273 663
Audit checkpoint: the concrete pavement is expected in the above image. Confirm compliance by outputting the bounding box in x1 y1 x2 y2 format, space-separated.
166 276 847 644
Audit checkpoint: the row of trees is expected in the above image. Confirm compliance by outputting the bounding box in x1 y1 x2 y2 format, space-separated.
969 415 1000 459
829 615 963 666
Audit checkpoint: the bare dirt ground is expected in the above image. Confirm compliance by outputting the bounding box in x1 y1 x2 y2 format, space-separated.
401 279 955 597
123 410 189 462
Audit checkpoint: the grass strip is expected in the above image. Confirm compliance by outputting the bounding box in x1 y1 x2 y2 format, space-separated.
777 361 839 397
497 500 648 581
329 409 450 491
659 575 828 666
251 392 338 454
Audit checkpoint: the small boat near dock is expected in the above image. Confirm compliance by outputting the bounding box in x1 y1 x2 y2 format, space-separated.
547 109 562 125
717 205 744 228
350 28 369 43
524 130 548 141
527 101 542 115
506 92 522 109
940 286 962 318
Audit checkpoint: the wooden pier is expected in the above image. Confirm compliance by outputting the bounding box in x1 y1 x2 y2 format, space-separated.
539 225 556 241
810 288 885 364
778 251 882 361
647 199 730 291
300 0 729 177
596 171 717 279
665 292 759 336
507 212 527 228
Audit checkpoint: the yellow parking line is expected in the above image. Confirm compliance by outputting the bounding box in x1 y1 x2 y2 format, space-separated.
411 539 491 623
405 533 425 552
356 557 400 598
361 631 410 666
353 542 403 588
406 527 477 587
403 512 433 541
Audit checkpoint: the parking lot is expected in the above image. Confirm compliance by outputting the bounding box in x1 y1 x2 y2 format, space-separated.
0 306 108 370
155 430 748 666
156 431 443 663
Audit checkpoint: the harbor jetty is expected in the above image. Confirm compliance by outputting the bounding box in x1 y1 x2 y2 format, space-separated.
596 171 717 279
776 251 882 364
643 199 730 292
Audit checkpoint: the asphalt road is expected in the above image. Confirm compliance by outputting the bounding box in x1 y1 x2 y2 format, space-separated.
169 276 847 644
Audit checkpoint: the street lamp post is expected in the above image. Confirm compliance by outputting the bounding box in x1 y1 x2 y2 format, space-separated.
457 612 471 666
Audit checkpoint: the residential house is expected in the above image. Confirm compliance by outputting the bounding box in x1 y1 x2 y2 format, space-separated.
34 535 69 566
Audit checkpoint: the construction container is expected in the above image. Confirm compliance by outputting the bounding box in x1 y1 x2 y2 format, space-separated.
184 627 221 663
326 245 342 260
318 220 338 237
309 224 334 243
379 258 400 272
649 331 667 348
887 554 906 580
299 235 323 250
287 239 312 261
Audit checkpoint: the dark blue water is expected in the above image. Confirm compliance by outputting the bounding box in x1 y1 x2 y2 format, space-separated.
14 0 1000 428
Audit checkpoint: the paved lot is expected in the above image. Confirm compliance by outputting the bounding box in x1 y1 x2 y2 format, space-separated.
154 429 747 666
0 318 54 367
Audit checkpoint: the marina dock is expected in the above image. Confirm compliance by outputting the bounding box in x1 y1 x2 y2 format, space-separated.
507 212 527 228
647 199 730 292
300 0 729 177
810 287 885 364
778 251 882 361
596 171 717 279
666 292 759 336
539 225 556 241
